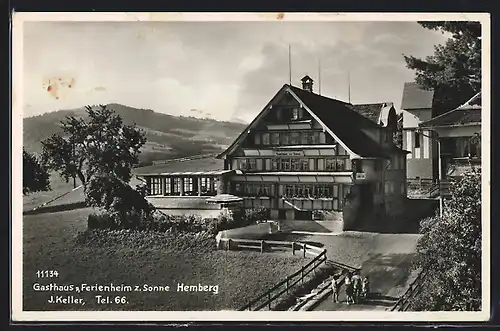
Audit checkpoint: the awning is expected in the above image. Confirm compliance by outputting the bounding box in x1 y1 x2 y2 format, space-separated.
205 194 244 204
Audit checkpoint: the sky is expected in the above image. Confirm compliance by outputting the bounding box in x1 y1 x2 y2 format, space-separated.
23 20 449 123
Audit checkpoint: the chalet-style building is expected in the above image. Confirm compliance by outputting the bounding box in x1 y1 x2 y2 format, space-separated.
137 76 408 231
401 82 438 183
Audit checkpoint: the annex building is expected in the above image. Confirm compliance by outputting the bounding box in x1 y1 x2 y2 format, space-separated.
136 76 408 231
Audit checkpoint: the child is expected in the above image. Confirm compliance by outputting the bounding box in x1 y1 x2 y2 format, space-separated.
331 275 340 303
362 276 370 299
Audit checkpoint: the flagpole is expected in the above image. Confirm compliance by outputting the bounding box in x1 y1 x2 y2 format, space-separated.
288 44 292 85
348 71 351 103
318 58 322 95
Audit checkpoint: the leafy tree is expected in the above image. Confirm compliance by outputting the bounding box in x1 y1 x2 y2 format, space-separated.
404 21 481 115
23 148 51 195
41 105 147 190
411 168 481 311
85 171 156 228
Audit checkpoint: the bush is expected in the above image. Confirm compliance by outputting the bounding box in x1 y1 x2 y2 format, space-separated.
243 206 269 224
87 206 270 235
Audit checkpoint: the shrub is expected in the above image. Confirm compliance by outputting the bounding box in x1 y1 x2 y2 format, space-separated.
87 206 270 235
243 206 269 224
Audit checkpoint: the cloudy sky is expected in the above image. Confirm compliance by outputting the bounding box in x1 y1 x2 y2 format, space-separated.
23 20 448 122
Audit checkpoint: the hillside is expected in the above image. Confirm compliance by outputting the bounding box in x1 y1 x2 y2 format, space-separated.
23 103 247 166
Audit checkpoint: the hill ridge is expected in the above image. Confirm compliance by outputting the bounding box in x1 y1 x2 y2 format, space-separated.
23 103 246 166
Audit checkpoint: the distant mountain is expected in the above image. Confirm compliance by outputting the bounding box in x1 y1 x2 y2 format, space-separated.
23 103 247 166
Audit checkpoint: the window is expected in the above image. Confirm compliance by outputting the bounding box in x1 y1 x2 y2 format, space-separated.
281 158 291 171
292 108 299 120
271 132 280 145
301 132 310 144
200 177 210 194
311 132 320 144
301 159 309 171
262 133 270 145
165 178 172 195
290 132 300 145
254 133 261 145
325 158 336 171
280 133 289 145
291 158 301 171
414 132 421 148
247 158 257 171
239 159 248 170
272 159 279 171
335 159 345 171
150 177 162 195
173 178 181 194
184 177 194 194
234 183 243 194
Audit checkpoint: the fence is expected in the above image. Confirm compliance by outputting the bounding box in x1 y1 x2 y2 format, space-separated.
229 240 327 311
390 270 427 311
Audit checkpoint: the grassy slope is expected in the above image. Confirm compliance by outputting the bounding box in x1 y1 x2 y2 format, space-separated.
21 179 309 311
23 103 246 165
22 209 308 311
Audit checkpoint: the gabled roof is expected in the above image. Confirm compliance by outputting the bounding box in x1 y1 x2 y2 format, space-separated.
301 75 313 82
420 92 481 128
401 82 434 110
218 84 406 159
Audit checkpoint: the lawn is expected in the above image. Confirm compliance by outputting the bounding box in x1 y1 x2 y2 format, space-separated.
22 207 310 311
22 172 83 212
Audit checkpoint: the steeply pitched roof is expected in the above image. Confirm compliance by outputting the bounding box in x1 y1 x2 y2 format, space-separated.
401 82 434 110
218 84 407 159
420 92 481 128
288 86 405 157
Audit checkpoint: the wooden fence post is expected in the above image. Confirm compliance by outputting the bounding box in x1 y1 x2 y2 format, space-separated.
301 268 304 284
292 242 296 255
227 239 231 251
268 292 271 310
286 277 289 293
303 244 306 258
260 240 264 253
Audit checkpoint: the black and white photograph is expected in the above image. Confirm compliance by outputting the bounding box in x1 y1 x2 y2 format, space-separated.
11 12 490 322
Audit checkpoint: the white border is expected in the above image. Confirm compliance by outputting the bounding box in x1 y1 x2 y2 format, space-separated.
11 12 491 322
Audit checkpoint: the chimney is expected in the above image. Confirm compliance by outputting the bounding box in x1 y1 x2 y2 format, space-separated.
301 75 314 92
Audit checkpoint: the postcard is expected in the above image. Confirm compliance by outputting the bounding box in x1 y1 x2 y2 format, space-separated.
11 12 490 322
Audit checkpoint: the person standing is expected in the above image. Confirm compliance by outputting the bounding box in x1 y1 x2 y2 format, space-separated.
344 272 353 305
331 274 340 303
352 271 362 304
362 275 370 299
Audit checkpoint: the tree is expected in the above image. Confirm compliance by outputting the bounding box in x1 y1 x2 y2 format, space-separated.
411 168 481 311
23 148 51 195
404 21 481 115
41 105 147 190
